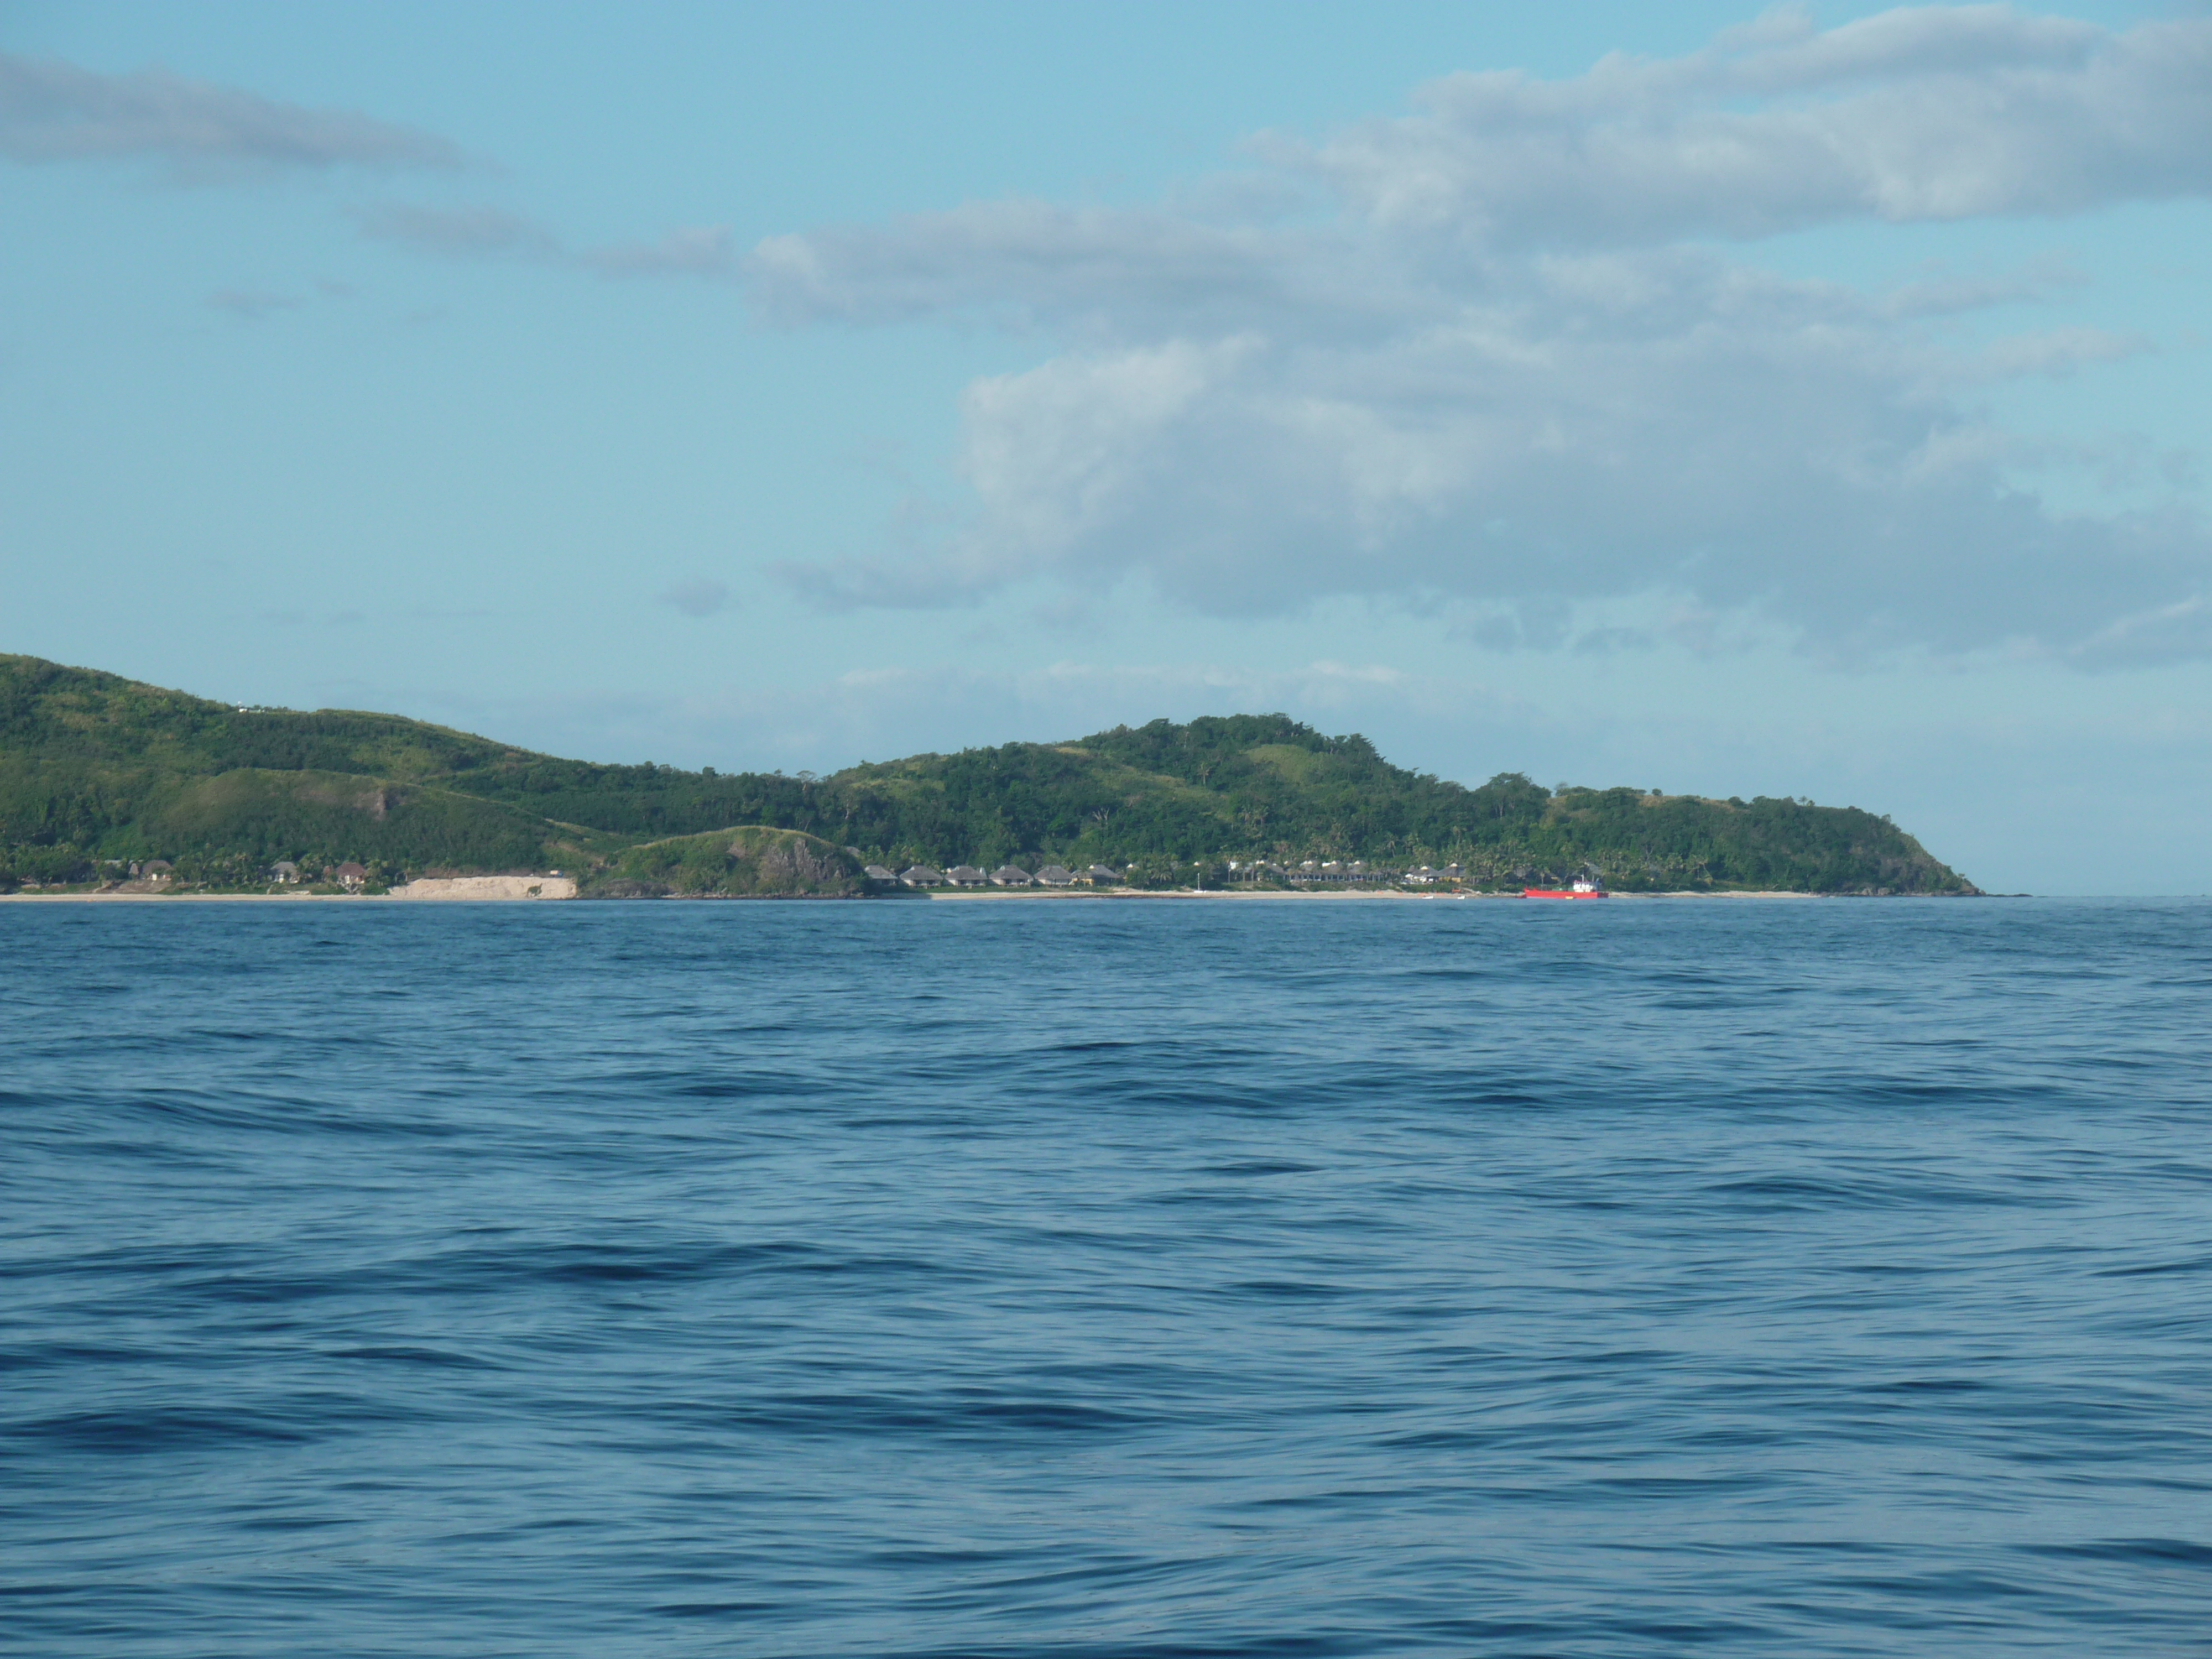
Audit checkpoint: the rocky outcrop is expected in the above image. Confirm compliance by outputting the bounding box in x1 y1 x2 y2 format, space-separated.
576 827 866 898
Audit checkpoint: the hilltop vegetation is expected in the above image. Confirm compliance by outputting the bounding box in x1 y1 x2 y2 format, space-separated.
0 654 1977 894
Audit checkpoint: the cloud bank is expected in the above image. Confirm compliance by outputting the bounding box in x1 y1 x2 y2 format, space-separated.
750 6 2212 665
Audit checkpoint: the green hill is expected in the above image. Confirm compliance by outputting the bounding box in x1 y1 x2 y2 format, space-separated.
0 654 1977 894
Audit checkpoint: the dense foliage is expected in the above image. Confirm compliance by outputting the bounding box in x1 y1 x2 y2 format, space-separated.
0 655 1978 894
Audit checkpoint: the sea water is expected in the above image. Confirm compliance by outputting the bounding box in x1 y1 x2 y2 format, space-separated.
3 897 2208 1656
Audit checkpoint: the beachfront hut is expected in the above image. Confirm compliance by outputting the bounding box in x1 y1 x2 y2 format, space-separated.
863 865 897 882
899 865 946 886
945 865 987 887
336 862 368 889
989 865 1032 887
269 860 299 884
1086 864 1121 885
1035 865 1075 887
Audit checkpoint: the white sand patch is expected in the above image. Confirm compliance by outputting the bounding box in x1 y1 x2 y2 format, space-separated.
389 875 576 901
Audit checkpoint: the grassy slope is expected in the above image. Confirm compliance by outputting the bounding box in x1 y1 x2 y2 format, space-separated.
0 656 583 880
0 655 1978 893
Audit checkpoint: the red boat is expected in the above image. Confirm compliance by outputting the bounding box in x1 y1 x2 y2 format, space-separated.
1524 877 1608 899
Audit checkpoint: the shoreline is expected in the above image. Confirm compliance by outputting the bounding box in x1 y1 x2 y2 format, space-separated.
921 889 1841 901
2 886 1876 904
920 886 1827 900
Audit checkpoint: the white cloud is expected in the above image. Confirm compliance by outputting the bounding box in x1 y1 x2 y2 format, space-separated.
0 51 461 173
2070 593 2212 668
748 7 2212 664
1291 6 2212 246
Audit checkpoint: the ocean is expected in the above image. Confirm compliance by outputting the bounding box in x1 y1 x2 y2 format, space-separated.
4 896 2208 1656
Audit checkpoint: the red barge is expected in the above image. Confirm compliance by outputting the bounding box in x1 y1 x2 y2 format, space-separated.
1524 877 1609 899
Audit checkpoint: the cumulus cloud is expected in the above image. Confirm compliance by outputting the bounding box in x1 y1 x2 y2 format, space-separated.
750 6 2212 665
0 51 461 173
1291 5 2212 247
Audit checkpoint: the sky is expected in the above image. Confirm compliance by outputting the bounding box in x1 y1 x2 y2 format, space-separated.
2 1 2208 893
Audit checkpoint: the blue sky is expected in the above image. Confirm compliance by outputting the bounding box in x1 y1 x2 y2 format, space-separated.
2 2 2208 892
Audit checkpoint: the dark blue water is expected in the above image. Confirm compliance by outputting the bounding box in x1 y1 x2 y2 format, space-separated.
4 898 2209 1656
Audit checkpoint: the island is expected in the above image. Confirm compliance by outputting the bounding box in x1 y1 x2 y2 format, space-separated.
0 654 1979 898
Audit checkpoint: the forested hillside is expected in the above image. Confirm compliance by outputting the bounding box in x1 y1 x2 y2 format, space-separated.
0 655 1977 894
